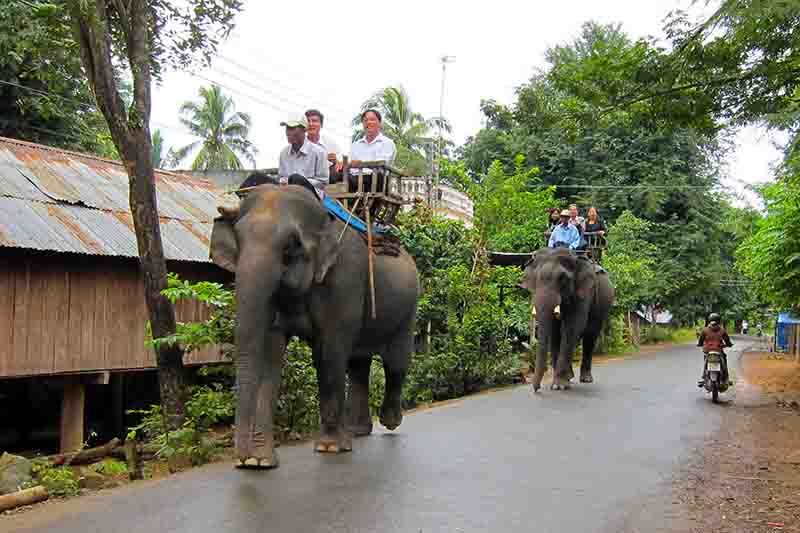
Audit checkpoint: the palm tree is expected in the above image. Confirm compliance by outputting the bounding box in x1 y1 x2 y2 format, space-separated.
151 129 173 169
175 85 257 170
352 85 451 174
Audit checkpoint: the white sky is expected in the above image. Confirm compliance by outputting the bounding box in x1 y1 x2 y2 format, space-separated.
151 0 783 207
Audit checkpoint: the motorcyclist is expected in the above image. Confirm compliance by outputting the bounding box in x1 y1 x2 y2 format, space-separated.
697 313 733 387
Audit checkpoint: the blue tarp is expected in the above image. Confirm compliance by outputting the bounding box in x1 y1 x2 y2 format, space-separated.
776 312 800 351
323 196 385 234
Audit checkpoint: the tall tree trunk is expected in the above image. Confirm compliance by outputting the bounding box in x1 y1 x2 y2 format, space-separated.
67 0 188 426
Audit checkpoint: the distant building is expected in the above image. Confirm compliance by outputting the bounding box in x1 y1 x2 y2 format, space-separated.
398 177 474 227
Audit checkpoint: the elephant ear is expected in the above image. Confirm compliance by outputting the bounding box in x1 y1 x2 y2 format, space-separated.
209 205 240 273
313 216 340 284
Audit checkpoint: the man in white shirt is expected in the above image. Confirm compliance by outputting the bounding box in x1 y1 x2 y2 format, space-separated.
305 109 341 165
278 114 329 198
350 109 396 166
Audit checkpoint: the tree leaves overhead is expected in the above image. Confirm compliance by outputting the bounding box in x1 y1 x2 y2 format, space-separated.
0 0 114 156
457 20 763 322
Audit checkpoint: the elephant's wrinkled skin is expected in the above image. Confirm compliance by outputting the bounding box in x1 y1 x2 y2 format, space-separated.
210 185 419 468
520 248 614 391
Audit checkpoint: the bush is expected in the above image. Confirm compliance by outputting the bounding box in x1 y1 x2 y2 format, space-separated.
127 383 234 467
90 459 128 476
275 339 319 439
32 463 79 497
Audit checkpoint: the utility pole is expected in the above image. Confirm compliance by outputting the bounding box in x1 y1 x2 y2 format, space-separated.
434 55 455 208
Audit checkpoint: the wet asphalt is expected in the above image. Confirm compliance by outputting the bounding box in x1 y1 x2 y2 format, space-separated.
6 341 746 533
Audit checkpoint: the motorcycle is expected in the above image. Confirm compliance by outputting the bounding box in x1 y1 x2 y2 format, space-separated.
702 351 729 403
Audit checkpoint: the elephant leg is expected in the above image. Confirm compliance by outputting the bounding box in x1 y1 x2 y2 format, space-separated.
346 356 374 437
315 346 352 454
238 333 285 469
553 326 579 390
581 330 598 383
550 321 561 376
380 334 412 431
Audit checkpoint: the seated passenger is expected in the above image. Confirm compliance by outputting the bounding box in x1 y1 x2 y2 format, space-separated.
305 108 341 180
583 206 607 260
548 210 581 250
278 113 329 199
348 109 396 192
544 208 561 238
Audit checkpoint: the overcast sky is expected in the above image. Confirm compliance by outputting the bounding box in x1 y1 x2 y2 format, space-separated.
151 0 783 206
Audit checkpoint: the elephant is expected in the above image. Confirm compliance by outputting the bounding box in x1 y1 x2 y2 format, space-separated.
210 184 419 468
519 247 614 392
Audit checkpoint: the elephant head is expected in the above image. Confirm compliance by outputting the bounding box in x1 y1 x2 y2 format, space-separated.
209 185 340 466
520 248 597 390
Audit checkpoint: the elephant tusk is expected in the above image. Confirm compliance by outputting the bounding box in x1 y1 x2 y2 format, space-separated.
554 305 560 319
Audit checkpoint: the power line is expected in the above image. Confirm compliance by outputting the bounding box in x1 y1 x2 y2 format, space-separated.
0 79 188 136
201 67 352 139
215 54 353 120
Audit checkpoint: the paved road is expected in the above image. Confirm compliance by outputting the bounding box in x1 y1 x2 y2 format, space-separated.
6 341 747 533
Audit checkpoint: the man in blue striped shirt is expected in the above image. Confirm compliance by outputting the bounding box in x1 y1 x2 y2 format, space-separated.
548 209 581 250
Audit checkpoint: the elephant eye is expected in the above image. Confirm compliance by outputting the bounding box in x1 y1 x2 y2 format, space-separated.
283 234 304 265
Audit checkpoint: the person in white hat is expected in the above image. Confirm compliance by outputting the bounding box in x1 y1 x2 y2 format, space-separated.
278 113 329 197
548 209 581 249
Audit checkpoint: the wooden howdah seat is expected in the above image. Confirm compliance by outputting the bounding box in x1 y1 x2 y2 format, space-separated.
325 157 409 228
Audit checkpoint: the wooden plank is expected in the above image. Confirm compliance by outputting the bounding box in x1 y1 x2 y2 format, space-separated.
11 261 30 376
0 258 14 376
51 269 70 373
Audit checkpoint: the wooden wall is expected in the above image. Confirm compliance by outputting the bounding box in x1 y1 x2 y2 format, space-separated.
0 251 229 378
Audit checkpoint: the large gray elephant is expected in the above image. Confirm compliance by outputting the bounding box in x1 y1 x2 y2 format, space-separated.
210 185 419 468
519 247 614 392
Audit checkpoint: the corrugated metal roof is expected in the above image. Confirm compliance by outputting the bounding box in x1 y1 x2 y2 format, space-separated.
0 137 237 262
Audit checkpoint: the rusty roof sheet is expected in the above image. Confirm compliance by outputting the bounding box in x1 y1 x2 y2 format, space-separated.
0 137 236 262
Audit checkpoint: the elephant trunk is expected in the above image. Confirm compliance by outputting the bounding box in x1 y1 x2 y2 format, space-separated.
531 289 560 391
234 251 283 461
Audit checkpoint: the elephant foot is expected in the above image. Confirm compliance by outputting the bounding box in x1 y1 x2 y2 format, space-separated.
580 371 594 383
348 422 374 437
379 405 403 431
315 431 353 454
236 446 279 470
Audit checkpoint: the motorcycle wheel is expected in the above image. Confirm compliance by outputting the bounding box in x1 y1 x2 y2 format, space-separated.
712 381 719 403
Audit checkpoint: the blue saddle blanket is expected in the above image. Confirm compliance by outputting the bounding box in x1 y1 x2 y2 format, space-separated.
323 195 386 234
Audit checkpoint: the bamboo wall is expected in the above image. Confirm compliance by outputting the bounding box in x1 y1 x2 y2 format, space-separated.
0 252 227 378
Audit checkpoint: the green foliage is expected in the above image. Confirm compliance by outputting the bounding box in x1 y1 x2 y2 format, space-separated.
470 157 556 252
275 339 320 439
174 85 257 170
90 459 128 476
738 168 800 311
32 463 79 497
0 1 114 155
603 211 657 312
150 273 235 358
127 383 233 466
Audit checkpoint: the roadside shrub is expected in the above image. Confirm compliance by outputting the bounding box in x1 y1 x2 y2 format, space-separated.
32 463 79 497
275 339 319 439
90 459 128 476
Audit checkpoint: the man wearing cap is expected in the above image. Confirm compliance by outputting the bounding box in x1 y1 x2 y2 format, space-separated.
548 209 581 250
278 113 329 197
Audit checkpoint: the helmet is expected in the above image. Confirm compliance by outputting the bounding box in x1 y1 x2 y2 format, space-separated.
708 313 721 323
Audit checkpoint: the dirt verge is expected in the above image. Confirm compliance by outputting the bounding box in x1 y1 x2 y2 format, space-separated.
673 349 800 532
